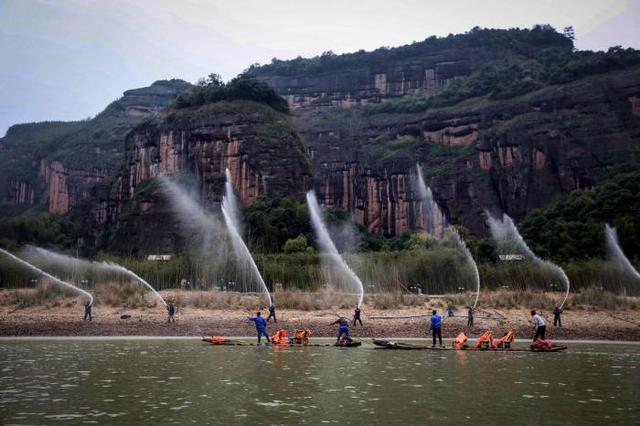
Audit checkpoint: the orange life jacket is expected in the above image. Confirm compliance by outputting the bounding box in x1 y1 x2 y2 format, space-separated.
271 329 289 344
454 332 469 350
207 336 226 344
294 329 312 341
491 331 515 349
474 331 494 349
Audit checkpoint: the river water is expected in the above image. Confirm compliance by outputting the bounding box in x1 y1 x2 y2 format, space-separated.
0 338 638 425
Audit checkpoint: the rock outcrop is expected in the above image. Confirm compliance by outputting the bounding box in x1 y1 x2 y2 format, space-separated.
0 80 191 216
285 66 640 236
87 100 312 254
249 28 572 111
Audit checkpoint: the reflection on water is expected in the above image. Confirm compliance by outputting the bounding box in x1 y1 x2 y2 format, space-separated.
0 339 638 424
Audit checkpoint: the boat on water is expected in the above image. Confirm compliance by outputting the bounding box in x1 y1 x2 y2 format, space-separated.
372 339 567 352
201 336 361 348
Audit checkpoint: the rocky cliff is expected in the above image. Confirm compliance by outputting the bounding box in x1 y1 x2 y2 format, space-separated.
248 27 572 110
86 100 312 254
0 80 191 216
257 59 640 236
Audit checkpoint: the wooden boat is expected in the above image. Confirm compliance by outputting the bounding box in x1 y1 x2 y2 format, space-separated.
372 339 567 352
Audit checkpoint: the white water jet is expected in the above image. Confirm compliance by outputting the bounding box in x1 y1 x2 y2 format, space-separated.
222 168 272 306
306 190 364 307
447 228 481 309
159 176 223 252
605 224 640 283
415 164 446 237
416 164 480 308
0 248 93 305
23 246 166 306
486 212 570 309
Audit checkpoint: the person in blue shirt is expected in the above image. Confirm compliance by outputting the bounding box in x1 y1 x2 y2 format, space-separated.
430 309 443 347
331 316 352 343
248 312 270 344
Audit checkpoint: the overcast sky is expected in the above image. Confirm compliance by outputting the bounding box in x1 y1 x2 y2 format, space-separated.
1 0 638 136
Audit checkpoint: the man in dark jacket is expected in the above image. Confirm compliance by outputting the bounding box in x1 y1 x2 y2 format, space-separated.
553 306 562 327
467 306 474 327
267 304 277 323
167 302 176 323
83 302 92 321
352 306 363 326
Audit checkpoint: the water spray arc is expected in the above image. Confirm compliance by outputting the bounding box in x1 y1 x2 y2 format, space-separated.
605 224 640 284
24 247 167 306
222 168 273 306
416 164 480 308
0 248 94 305
306 190 364 308
486 212 570 309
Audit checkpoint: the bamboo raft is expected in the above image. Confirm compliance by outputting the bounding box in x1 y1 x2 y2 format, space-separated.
372 339 567 352
201 337 362 348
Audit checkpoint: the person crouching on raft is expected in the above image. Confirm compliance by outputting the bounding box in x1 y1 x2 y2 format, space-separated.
531 310 546 341
331 316 352 343
248 312 270 344
430 309 443 347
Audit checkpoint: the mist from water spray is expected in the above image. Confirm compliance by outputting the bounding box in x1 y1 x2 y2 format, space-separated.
223 168 272 306
415 164 480 308
159 176 224 252
0 248 93 305
605 224 640 284
415 164 446 237
23 246 167 306
306 190 364 307
486 212 570 309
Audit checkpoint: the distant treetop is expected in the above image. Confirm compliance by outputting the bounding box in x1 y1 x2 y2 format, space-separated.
172 75 289 113
245 26 573 77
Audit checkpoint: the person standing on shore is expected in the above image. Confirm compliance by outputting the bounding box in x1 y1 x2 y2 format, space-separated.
430 309 443 347
467 306 474 327
83 302 92 321
531 310 546 341
352 306 363 326
248 312 270 344
167 302 176 323
553 306 562 327
267 304 277 323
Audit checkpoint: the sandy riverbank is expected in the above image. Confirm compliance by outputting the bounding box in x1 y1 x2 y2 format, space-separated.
1 303 639 341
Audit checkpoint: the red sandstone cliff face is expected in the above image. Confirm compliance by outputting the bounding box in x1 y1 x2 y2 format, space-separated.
91 101 312 254
290 66 640 236
0 80 191 218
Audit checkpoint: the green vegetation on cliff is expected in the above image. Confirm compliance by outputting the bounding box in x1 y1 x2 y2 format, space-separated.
173 75 289 113
519 170 640 262
365 46 640 114
246 26 572 77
